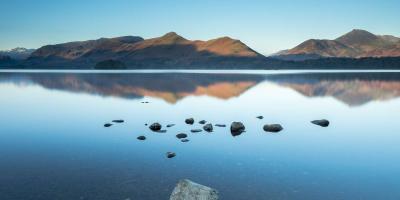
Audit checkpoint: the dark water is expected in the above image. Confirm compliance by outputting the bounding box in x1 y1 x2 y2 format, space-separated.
0 71 400 200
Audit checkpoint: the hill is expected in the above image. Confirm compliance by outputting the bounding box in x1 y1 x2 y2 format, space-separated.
276 29 400 60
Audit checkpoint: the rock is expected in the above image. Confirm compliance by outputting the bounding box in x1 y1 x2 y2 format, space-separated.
191 129 203 133
166 152 176 158
145 123 148 126
203 124 213 132
185 118 195 125
104 123 112 127
199 120 207 124
263 124 283 132
311 119 330 127
230 122 245 136
112 119 124 123
137 136 146 140
256 116 264 119
167 124 176 128
176 133 188 139
170 179 218 200
181 139 190 143
149 123 162 131
215 124 226 127
157 130 167 133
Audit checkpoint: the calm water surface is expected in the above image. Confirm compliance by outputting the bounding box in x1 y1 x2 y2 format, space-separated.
0 71 399 200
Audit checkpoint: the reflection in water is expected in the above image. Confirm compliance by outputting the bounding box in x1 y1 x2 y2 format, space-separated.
1 72 400 106
0 73 262 103
1 71 400 200
269 73 400 106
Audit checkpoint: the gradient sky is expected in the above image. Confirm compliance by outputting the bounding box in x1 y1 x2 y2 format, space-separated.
1 0 399 54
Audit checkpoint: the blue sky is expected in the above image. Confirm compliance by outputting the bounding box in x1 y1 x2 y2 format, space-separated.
1 0 399 54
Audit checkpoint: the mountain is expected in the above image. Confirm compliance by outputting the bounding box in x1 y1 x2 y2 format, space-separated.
276 29 400 60
28 36 144 66
0 47 35 60
26 32 263 68
2 30 400 69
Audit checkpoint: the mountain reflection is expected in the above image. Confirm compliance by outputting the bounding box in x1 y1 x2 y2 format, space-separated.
0 72 399 106
269 73 400 106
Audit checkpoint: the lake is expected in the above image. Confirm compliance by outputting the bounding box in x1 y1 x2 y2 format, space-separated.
0 70 399 200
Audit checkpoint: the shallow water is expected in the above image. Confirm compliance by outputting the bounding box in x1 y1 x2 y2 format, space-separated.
0 71 399 200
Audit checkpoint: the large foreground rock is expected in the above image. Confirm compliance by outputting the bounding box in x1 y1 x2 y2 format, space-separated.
203 124 213 132
230 122 245 136
170 179 218 200
185 118 195 125
149 123 162 131
263 124 283 132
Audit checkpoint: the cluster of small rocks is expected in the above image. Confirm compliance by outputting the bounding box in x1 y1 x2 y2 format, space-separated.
103 119 125 127
103 115 330 159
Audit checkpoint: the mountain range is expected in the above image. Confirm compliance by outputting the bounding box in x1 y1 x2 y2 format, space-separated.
26 32 264 68
0 47 35 60
1 29 400 69
275 29 400 61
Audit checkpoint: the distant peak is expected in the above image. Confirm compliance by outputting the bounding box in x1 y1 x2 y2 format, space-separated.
340 29 377 38
157 32 188 43
164 32 179 37
351 29 370 33
113 36 144 43
336 29 378 45
161 32 185 39
208 36 241 44
2 47 35 53
215 36 238 42
217 36 234 40
12 47 28 50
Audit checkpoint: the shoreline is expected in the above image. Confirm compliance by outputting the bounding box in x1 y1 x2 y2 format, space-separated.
1 69 400 74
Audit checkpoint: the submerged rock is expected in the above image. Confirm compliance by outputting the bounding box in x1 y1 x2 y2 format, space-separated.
149 123 162 131
230 122 245 136
263 124 283 132
167 124 176 128
185 118 195 125
191 129 203 133
215 124 226 127
145 123 148 126
176 133 188 139
166 152 176 158
181 139 190 143
104 123 112 127
137 136 146 140
112 119 124 123
256 116 264 119
199 120 207 125
311 119 330 127
170 179 218 200
203 124 213 132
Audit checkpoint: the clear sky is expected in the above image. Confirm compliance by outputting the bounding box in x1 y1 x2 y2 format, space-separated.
1 0 399 54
